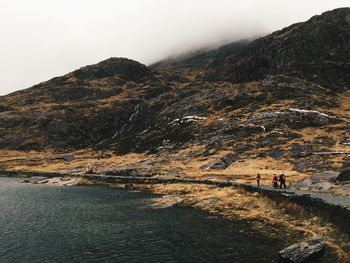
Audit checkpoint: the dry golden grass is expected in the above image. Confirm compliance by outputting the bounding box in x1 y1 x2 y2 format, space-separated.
328 90 350 116
0 146 308 186
0 149 147 174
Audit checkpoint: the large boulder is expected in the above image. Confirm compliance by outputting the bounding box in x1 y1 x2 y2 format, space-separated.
310 171 339 183
278 236 326 263
294 177 313 190
337 169 350 184
294 171 338 191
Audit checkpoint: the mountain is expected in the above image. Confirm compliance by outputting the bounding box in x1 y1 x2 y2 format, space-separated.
0 8 349 178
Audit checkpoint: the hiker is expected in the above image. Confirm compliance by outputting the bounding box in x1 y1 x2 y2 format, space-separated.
279 172 287 189
256 173 261 187
272 174 279 189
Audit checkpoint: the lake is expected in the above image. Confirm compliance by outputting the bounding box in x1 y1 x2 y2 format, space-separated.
0 177 335 262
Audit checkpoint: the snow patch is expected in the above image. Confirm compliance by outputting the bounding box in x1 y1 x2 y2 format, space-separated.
169 115 206 125
289 108 330 118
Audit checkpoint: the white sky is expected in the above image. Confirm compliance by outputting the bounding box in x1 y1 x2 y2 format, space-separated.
0 0 349 95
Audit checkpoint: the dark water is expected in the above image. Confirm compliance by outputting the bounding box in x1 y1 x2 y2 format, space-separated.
0 177 336 263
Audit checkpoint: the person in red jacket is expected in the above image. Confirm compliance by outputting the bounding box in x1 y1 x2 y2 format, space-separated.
256 173 261 187
272 174 279 189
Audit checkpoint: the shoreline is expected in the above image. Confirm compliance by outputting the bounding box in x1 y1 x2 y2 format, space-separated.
4 169 348 217
80 177 350 262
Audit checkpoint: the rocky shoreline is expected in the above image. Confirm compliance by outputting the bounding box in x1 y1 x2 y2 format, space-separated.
4 169 349 221
8 170 349 217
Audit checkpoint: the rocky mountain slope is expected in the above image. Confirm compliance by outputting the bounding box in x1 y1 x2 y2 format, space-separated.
0 8 349 182
207 8 350 89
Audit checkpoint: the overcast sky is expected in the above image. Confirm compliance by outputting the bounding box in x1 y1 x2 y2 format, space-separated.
0 0 348 95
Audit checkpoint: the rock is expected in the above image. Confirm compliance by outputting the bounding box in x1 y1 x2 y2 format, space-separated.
36 177 81 186
337 169 350 184
290 144 314 158
105 168 153 177
312 136 336 148
313 182 333 191
193 198 219 209
36 179 49 184
0 111 25 128
341 183 350 194
342 156 350 169
124 183 134 189
169 115 206 125
268 148 284 159
294 177 313 190
292 161 312 173
294 171 338 191
310 171 339 183
150 195 184 209
247 109 332 130
278 236 326 263
340 138 350 146
224 124 265 136
201 154 238 170
261 76 308 99
21 179 31 183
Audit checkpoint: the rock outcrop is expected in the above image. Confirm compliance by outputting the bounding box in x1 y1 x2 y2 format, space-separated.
246 108 334 130
208 8 350 90
201 154 238 170
294 171 340 192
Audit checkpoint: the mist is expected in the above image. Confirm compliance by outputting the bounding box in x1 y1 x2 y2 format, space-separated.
0 0 349 95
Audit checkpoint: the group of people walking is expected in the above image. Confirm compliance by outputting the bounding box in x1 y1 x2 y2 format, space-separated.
256 172 287 189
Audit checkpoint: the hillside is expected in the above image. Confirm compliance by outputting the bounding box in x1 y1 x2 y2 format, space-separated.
0 8 349 186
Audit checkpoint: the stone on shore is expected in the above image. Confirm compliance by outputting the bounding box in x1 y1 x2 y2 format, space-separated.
278 236 326 263
21 179 31 183
337 169 350 184
149 195 184 209
36 177 81 186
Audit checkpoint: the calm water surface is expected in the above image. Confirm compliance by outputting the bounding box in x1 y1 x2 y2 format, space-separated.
0 177 336 262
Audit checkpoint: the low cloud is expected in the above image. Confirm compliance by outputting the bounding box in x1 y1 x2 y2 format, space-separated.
0 0 349 95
